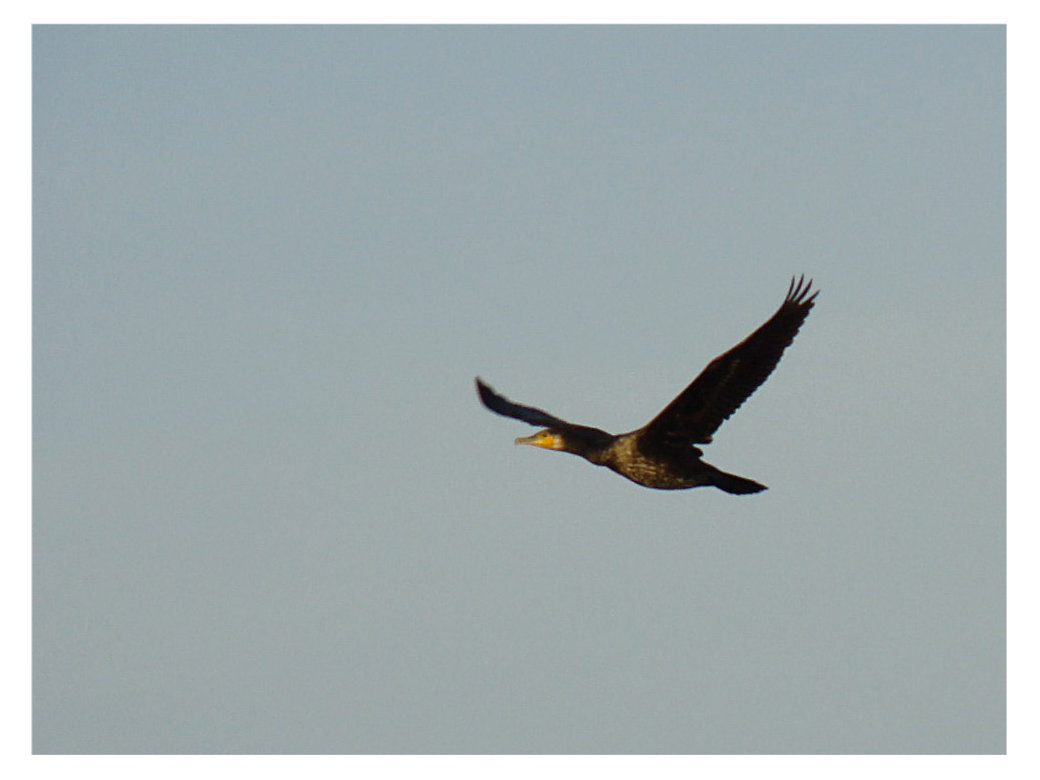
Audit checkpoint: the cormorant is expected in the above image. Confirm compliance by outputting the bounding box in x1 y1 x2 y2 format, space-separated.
475 276 818 493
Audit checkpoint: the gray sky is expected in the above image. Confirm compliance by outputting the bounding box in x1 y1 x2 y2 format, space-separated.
33 25 1004 754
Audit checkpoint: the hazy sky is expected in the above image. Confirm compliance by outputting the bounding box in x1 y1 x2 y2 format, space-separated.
33 25 1005 754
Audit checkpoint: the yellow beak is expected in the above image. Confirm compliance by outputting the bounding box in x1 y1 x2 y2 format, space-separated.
514 432 559 449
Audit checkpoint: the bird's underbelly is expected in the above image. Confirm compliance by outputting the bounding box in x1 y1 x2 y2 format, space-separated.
595 438 710 490
606 461 709 490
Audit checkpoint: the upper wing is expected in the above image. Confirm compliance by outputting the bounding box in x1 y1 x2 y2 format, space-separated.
642 276 818 447
475 377 575 429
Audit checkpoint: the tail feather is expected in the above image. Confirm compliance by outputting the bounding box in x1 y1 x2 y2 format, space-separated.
705 464 767 495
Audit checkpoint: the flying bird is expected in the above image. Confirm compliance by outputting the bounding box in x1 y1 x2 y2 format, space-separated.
475 276 818 493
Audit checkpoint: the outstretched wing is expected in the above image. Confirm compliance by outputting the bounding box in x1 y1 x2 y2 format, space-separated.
642 276 818 447
475 377 575 429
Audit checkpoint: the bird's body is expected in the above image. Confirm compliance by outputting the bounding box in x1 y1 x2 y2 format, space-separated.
476 276 818 493
582 433 719 491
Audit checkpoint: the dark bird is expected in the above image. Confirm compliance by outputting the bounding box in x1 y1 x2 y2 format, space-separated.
475 276 818 493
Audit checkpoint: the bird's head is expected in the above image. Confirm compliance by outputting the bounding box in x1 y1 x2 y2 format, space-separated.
514 429 565 450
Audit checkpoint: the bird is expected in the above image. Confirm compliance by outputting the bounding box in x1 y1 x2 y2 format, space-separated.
475 276 818 493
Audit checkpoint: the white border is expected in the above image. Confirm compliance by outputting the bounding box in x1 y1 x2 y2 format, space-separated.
10 5 1028 778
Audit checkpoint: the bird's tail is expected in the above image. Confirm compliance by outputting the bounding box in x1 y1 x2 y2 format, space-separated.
705 464 767 495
